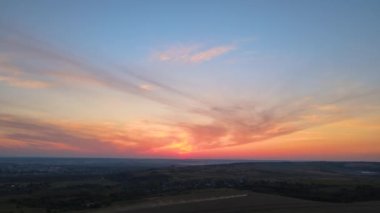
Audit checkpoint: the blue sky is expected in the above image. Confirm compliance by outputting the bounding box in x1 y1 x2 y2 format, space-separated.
0 0 380 159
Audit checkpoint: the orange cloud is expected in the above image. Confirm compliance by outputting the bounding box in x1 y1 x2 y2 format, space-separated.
1 92 379 159
0 114 191 157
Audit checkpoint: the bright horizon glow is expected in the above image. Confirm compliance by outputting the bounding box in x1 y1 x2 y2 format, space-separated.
1 0 380 161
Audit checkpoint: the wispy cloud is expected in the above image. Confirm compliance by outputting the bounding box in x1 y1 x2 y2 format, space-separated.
0 27 210 109
0 93 366 157
157 45 199 62
189 45 235 63
0 114 190 157
138 83 155 91
0 55 51 88
0 25 378 156
0 75 51 89
155 44 235 63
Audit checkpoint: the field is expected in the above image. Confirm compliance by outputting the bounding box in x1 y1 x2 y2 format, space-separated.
0 158 379 212
107 189 380 213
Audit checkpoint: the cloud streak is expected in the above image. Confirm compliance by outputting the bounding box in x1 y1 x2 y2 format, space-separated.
0 114 186 156
156 44 235 63
178 102 337 149
0 75 51 89
0 55 51 88
0 26 213 110
190 45 235 63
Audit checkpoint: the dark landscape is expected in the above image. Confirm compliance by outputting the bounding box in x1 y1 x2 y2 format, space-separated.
0 158 379 212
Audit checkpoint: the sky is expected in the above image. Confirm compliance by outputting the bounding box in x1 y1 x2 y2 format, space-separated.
0 0 380 160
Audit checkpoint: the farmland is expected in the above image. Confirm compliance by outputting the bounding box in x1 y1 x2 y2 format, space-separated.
0 158 379 212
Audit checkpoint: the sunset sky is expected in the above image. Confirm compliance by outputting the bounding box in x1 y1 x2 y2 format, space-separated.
0 0 380 160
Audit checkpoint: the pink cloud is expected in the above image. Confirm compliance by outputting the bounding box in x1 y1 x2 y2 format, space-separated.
155 44 235 63
190 45 235 63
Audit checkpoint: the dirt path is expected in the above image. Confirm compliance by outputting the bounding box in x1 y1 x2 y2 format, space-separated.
91 194 248 213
